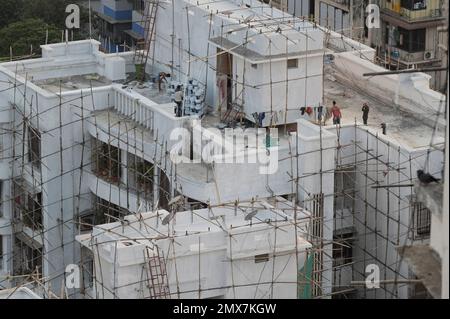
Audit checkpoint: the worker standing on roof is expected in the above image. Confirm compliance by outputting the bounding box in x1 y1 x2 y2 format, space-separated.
362 102 370 125
158 72 169 91
174 86 184 117
331 101 342 125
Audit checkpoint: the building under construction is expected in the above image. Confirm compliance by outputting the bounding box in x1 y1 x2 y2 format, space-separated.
0 0 448 299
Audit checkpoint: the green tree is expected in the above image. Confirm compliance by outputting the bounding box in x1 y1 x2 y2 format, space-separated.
22 0 74 27
0 19 61 58
0 0 25 29
22 0 91 39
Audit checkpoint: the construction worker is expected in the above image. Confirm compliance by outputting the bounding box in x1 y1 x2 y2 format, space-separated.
362 102 369 125
317 104 324 124
331 101 342 125
158 72 169 91
174 86 184 117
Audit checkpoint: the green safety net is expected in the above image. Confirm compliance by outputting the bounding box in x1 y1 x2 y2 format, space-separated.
298 251 314 299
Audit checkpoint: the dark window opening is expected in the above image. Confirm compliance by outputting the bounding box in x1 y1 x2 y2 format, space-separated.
412 201 431 239
127 153 154 200
0 236 3 269
397 27 426 52
333 231 354 267
287 59 299 69
255 253 270 263
401 0 427 11
80 247 94 292
14 237 42 277
27 125 41 169
23 192 43 230
92 138 122 184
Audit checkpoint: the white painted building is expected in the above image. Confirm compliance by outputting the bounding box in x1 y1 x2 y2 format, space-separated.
76 198 312 299
0 36 331 296
0 0 446 299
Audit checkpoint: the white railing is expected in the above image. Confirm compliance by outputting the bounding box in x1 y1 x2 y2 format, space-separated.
110 85 196 151
112 87 155 132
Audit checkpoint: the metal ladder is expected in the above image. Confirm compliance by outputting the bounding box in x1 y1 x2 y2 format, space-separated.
134 0 159 80
145 246 170 299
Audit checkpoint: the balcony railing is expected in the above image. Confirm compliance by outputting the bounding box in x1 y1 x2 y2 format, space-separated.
381 0 443 22
329 0 350 8
111 85 191 144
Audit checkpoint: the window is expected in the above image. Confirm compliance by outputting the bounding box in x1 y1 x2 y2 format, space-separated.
412 201 431 239
127 153 154 199
23 192 43 230
80 247 94 292
333 230 354 267
0 236 3 270
401 0 427 11
133 0 146 12
14 237 42 276
287 59 298 69
92 138 122 184
255 253 270 263
27 125 41 168
0 180 3 218
12 179 43 230
88 194 130 227
334 167 355 212
397 27 426 52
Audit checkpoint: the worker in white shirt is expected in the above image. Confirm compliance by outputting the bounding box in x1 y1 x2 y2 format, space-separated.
174 86 184 117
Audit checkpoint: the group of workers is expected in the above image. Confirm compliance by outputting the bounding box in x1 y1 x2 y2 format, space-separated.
326 100 370 126
166 71 372 125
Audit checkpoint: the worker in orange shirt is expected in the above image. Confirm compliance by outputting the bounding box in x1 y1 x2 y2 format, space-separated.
331 101 342 125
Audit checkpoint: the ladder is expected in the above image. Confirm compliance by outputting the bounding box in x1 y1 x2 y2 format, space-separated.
145 246 170 299
134 0 159 81
222 104 245 126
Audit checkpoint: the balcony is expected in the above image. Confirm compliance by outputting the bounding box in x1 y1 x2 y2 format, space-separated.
326 0 350 10
381 0 445 29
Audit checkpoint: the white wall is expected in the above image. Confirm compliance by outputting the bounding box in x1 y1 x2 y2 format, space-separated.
329 124 445 298
83 205 312 299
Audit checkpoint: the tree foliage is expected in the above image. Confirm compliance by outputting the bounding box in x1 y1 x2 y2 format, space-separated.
22 0 77 28
0 0 24 29
0 19 61 57
0 0 91 58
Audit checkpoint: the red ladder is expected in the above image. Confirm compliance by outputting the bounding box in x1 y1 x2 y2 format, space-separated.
134 0 159 80
222 104 244 125
145 246 170 299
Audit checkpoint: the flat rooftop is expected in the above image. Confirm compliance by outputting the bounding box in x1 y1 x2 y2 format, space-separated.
323 65 445 150
33 74 112 93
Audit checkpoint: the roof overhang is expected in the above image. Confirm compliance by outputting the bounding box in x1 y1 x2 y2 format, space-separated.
209 37 324 64
381 9 445 30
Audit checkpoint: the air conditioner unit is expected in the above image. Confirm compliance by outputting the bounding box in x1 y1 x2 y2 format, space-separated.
423 51 435 60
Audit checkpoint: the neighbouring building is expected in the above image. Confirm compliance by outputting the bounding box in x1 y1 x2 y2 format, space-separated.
372 0 448 92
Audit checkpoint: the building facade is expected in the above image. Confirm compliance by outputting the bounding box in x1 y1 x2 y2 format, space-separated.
0 0 446 299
